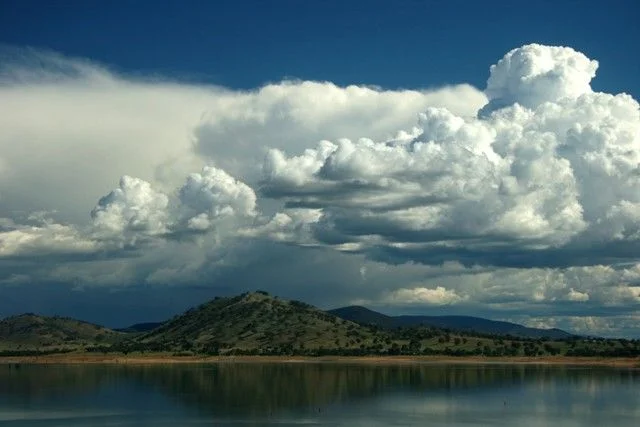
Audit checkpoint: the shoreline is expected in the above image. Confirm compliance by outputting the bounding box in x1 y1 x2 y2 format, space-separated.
1 354 638 367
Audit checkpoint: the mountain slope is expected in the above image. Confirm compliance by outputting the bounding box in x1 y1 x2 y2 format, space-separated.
136 292 390 354
395 315 573 339
0 313 123 349
329 306 574 339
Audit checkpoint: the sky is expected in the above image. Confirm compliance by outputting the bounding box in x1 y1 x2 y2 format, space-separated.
1 0 639 337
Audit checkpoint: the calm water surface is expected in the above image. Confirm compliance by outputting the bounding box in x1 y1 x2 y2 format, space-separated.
0 362 638 426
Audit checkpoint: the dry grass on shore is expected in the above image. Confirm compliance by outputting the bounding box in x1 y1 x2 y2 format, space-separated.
1 353 638 368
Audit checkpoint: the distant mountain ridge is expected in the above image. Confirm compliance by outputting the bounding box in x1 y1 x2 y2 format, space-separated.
328 306 574 339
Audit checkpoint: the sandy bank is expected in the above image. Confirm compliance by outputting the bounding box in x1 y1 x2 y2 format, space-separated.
1 353 638 367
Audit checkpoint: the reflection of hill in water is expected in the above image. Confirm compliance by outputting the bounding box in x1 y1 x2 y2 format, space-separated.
1 363 637 416
0 365 111 402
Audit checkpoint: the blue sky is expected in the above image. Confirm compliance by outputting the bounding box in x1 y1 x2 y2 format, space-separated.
1 1 640 337
2 0 638 94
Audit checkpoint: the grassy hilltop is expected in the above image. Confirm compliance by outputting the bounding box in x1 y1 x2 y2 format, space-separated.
133 291 392 355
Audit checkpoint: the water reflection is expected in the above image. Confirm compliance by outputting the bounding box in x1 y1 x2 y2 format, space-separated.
1 363 639 426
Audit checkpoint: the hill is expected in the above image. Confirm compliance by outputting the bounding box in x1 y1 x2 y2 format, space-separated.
0 313 123 351
329 306 574 339
124 292 391 355
2 295 638 358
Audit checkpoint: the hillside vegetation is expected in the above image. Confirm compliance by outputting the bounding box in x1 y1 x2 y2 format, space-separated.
1 293 639 358
0 314 123 353
116 292 392 355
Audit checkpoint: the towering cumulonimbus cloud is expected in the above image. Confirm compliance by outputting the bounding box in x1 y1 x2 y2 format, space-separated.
0 47 485 227
3 43 638 271
261 44 640 268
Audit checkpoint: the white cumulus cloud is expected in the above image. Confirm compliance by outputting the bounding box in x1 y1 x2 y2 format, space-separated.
260 43 640 269
178 166 257 231
481 44 598 115
92 176 171 237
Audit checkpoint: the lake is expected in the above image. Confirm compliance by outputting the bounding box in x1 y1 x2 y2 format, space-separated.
1 362 638 426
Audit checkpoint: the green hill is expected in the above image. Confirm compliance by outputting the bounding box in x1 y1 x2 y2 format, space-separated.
2 293 639 358
125 291 392 355
0 313 123 351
